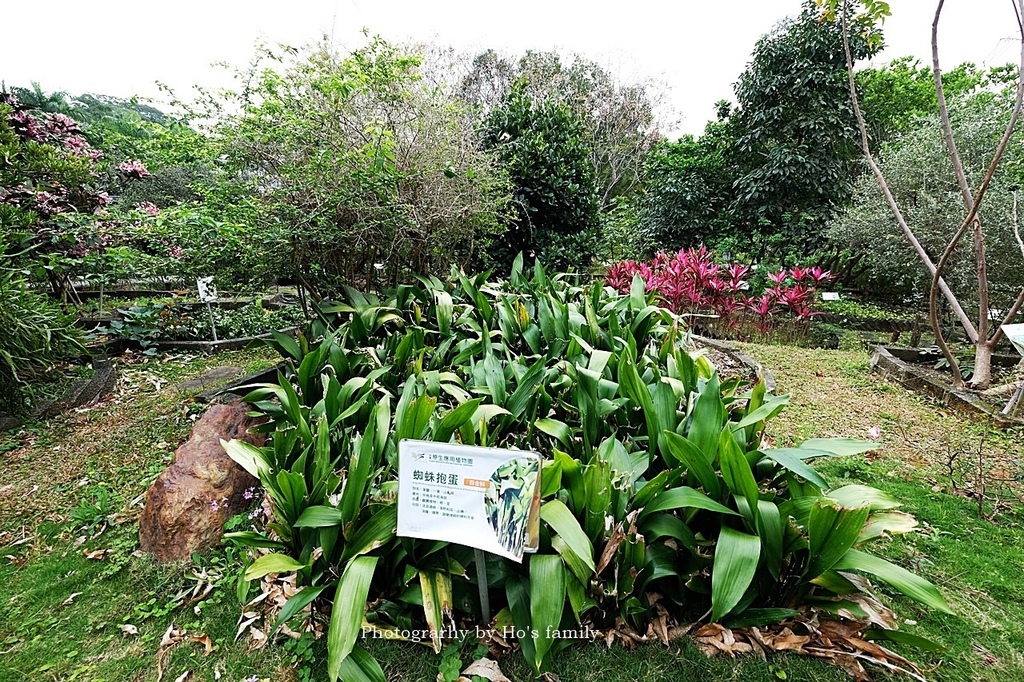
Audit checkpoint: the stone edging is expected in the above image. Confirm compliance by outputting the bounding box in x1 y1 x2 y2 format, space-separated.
691 334 778 394
32 359 118 420
869 345 1023 429
1 359 119 431
194 363 288 404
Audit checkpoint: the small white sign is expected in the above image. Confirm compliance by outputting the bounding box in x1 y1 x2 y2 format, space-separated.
1002 324 1024 357
397 440 541 562
821 292 841 301
196 276 218 303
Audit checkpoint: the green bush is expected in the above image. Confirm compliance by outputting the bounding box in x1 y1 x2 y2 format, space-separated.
0 270 84 414
482 85 601 271
213 37 509 294
828 94 1024 307
102 300 303 346
224 258 949 680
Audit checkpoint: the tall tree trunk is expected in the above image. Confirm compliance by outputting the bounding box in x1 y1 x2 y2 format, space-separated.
971 342 994 390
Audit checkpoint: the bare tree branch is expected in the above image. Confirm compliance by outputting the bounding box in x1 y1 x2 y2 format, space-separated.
927 0 1024 379
840 3 979 343
931 0 975 212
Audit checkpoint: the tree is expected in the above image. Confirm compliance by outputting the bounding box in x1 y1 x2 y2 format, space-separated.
640 106 738 252
481 84 601 270
461 50 665 208
214 37 510 294
855 57 990 145
828 97 1024 310
728 0 881 258
827 0 1024 389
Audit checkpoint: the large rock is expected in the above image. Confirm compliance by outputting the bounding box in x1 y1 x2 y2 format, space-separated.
139 401 264 562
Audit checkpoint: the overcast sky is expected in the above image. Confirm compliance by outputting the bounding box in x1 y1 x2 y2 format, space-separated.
1 1 1018 135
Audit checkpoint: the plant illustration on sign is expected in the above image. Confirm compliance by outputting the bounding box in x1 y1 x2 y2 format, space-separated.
484 457 539 556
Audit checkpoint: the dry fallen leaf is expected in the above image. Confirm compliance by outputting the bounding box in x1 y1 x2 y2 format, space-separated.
62 592 83 606
84 549 108 560
160 625 182 648
187 633 214 656
173 672 190 682
235 615 259 642
121 624 139 636
460 657 512 682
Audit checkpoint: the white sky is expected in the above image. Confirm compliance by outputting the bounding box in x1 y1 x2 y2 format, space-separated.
1 1 1019 136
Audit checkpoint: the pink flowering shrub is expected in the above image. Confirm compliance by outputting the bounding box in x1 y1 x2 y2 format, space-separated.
606 247 833 339
117 159 151 179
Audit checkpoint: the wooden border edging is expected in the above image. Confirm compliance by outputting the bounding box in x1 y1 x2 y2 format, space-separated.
869 345 1023 429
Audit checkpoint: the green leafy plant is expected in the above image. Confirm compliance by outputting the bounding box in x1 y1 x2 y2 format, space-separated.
0 268 85 413
69 486 114 535
223 256 950 679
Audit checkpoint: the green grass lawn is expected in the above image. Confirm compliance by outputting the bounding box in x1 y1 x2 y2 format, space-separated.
1 344 1021 682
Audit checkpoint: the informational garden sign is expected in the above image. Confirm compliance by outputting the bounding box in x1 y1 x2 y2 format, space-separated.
196 276 218 303
821 292 841 301
1002 324 1024 356
397 440 541 562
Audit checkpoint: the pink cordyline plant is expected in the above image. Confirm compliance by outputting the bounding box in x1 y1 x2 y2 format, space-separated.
117 159 151 179
605 246 832 338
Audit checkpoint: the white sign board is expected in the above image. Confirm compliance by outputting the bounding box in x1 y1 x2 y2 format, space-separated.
196 276 218 303
821 292 841 301
397 440 541 562
1002 324 1024 357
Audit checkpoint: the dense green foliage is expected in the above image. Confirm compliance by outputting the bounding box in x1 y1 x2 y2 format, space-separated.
828 93 1024 306
854 58 1003 146
640 110 736 253
215 38 510 294
225 262 949 679
0 270 83 413
640 1 878 262
482 86 602 270
460 49 663 209
727 1 879 256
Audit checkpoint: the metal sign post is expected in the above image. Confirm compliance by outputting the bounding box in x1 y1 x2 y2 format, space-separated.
396 440 541 625
474 548 491 624
197 276 218 342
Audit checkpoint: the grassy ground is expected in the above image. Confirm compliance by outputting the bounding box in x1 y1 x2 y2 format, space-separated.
1 343 1022 681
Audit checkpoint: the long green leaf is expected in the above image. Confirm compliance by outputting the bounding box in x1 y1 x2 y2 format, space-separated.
834 549 952 613
221 438 269 479
828 484 900 511
732 394 790 429
506 576 536 666
718 428 760 523
244 553 305 582
759 448 829 488
328 556 379 682
274 584 331 631
338 643 387 682
341 505 398 562
541 500 596 578
641 486 736 518
435 290 454 336
294 505 346 528
755 500 783 581
806 500 870 579
688 373 725 462
530 554 566 671
535 418 572 448
662 430 723 498
711 526 761 622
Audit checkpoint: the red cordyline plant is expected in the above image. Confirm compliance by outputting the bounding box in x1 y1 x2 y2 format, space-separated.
606 247 833 337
